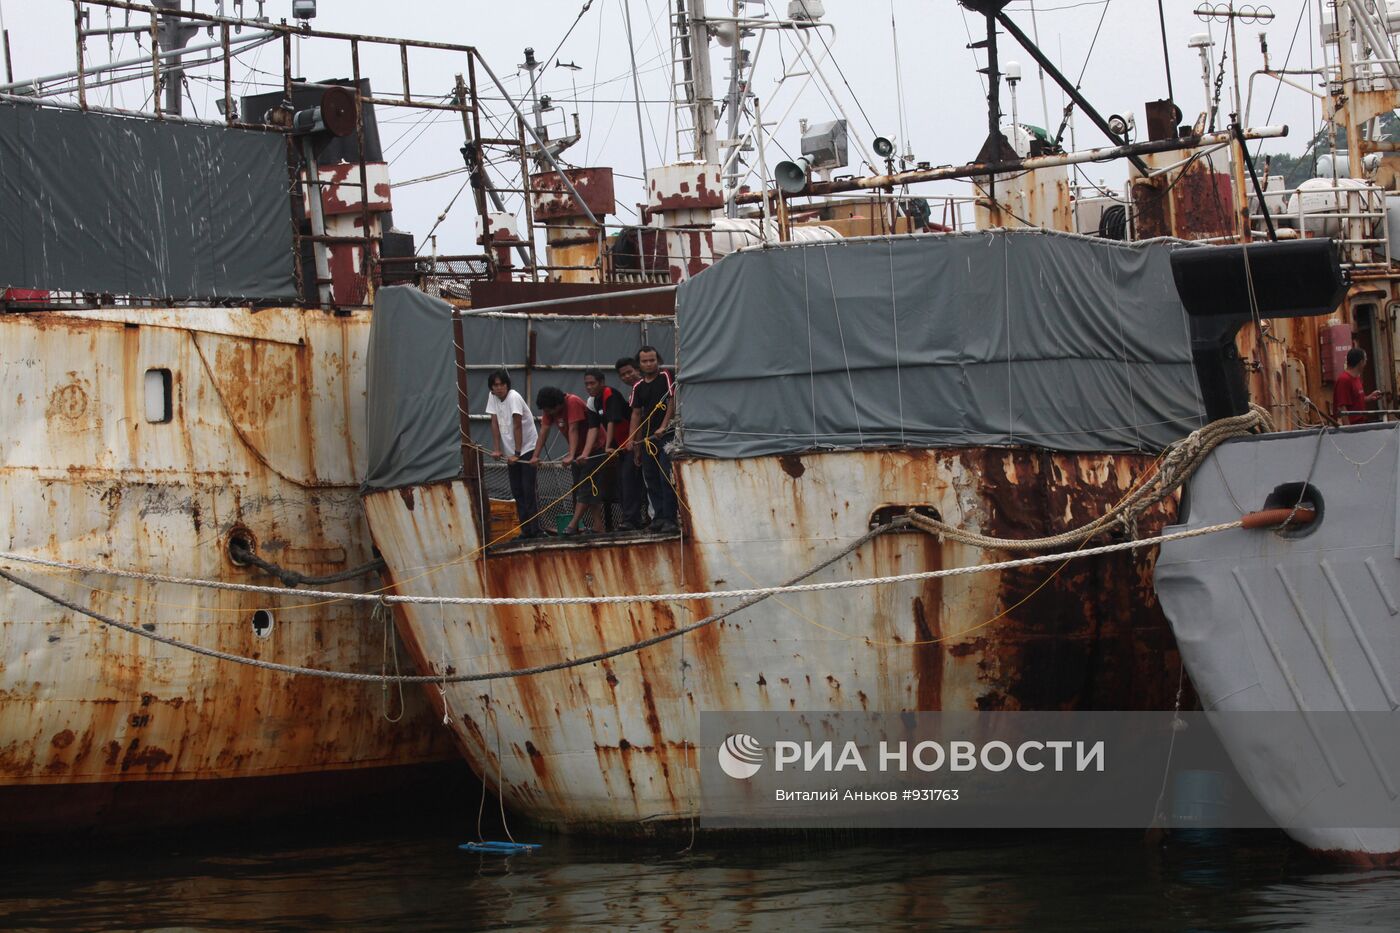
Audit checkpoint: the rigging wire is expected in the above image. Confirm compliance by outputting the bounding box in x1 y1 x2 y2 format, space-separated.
526 0 597 110
959 4 988 96
807 20 879 140
1156 0 1175 108
622 0 651 175
890 0 910 158
1252 0 1309 162
1053 0 1112 145
1308 0 1317 175
1007 0 1108 10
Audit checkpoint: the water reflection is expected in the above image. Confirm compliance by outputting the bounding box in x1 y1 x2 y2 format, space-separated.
1 830 1397 931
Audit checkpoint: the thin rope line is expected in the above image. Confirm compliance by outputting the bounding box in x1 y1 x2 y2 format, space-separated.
649 444 1100 650
822 247 864 445
0 521 1240 685
1108 241 1142 450
0 521 1242 609
805 246 818 446
1004 234 1014 443
889 238 905 446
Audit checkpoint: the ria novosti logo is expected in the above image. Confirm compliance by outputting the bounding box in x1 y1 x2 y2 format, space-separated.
718 733 764 779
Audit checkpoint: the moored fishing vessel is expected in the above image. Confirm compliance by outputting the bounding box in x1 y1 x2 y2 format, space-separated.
360 225 1273 832
357 0 1400 839
1155 421 1400 862
8 0 1400 853
0 1 524 833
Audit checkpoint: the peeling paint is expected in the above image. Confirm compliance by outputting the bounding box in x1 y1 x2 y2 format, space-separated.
0 309 453 814
366 444 1185 832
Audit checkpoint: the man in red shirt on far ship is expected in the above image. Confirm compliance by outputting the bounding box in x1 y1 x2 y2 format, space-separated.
1334 347 1382 425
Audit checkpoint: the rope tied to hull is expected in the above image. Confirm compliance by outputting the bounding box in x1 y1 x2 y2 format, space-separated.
906 405 1273 552
0 518 911 683
228 539 386 589
0 410 1272 609
0 519 1242 684
0 409 1271 682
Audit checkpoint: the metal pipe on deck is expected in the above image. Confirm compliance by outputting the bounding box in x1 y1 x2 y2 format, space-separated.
0 29 273 94
461 285 677 316
733 126 1288 205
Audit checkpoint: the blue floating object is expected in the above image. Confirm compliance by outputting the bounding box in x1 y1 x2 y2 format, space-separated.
459 841 542 854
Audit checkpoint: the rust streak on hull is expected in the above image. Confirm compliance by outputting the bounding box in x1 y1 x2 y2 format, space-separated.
0 309 455 831
365 445 1185 833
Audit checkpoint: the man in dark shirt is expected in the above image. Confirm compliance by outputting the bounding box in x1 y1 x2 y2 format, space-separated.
626 345 678 533
613 357 646 530
1334 347 1382 425
581 368 629 530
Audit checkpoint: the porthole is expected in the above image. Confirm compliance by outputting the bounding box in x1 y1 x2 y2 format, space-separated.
251 609 275 639
1261 483 1324 539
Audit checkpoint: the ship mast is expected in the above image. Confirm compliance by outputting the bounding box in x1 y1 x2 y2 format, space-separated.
672 0 719 162
153 0 200 116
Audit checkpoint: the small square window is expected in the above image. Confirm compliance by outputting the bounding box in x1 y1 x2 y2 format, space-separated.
144 368 173 424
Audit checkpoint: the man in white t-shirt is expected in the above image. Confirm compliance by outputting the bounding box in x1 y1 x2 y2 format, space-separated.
486 370 541 537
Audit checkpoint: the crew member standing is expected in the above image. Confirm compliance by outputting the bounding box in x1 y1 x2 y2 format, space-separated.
582 368 629 531
485 370 540 538
626 346 678 534
613 357 646 530
1334 347 1382 425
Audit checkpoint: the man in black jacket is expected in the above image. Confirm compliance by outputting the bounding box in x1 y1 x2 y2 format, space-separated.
625 346 678 534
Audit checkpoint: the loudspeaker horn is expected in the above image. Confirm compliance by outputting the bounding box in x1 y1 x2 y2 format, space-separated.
774 156 812 194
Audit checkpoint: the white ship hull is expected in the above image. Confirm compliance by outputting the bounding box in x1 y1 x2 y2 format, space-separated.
366 446 1181 833
0 307 453 833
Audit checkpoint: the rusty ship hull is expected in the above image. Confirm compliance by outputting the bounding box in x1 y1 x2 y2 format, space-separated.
0 307 455 835
364 446 1181 833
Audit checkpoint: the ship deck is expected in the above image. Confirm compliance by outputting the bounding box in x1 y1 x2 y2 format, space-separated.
487 527 681 555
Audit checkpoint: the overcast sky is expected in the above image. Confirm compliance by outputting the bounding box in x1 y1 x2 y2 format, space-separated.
2 1 1323 252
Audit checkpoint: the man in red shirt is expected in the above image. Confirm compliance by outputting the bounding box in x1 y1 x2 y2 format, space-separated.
533 385 595 535
1334 347 1382 425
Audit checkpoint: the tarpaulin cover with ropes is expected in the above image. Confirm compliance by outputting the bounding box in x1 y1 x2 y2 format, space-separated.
364 285 673 491
674 228 1208 458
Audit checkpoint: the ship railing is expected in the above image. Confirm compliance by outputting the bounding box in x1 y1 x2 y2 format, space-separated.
377 255 492 299
1248 182 1392 270
22 1 576 309
476 443 648 538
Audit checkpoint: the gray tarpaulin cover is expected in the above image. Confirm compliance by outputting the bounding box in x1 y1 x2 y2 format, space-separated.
367 230 1208 489
676 229 1206 457
0 103 294 300
365 286 672 490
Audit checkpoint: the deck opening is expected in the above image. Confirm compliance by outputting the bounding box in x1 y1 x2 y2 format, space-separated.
869 505 941 530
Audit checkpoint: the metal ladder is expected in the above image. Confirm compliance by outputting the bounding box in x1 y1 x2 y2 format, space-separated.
671 0 700 161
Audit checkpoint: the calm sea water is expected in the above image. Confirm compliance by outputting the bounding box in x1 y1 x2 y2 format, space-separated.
2 827 1398 931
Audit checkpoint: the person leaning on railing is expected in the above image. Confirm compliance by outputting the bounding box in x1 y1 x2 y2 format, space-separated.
613 357 647 530
534 384 594 536
582 367 629 532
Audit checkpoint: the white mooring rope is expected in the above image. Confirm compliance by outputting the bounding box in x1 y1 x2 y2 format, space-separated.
0 520 1240 684
0 521 1240 609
